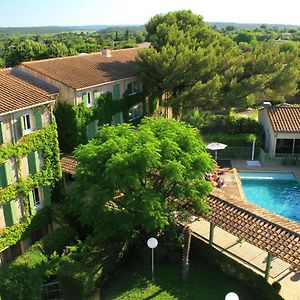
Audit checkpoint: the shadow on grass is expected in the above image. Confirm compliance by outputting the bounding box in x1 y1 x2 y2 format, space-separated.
101 258 256 300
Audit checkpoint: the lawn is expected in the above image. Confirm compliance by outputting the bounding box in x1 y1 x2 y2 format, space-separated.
101 259 256 300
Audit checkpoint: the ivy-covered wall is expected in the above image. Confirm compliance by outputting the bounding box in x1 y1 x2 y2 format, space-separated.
55 91 147 153
0 119 61 251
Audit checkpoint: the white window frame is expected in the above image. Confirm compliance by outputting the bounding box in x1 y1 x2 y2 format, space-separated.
87 92 93 107
128 102 143 121
22 114 33 135
127 81 142 96
33 187 43 210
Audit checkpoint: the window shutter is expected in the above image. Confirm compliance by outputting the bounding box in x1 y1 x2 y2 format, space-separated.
0 122 5 144
28 152 37 175
113 112 122 125
28 191 36 215
4 160 12 185
113 84 121 100
93 91 101 107
87 121 96 140
3 200 17 226
19 116 25 137
0 164 6 188
82 93 88 107
35 151 40 172
34 111 43 130
43 186 51 206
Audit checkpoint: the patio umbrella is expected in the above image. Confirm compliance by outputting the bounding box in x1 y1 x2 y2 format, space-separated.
206 142 227 160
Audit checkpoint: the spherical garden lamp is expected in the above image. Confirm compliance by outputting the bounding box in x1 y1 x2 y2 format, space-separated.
225 292 239 300
147 237 158 282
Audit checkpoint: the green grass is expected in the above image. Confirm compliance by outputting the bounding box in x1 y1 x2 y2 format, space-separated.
101 259 256 300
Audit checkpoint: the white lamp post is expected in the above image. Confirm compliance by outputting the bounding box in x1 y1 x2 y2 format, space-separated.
225 292 239 300
147 237 158 282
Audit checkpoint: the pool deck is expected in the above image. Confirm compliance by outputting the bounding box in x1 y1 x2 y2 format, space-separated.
189 160 300 300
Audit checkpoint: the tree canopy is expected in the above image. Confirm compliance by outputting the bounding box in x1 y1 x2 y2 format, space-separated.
136 10 300 117
70 118 214 244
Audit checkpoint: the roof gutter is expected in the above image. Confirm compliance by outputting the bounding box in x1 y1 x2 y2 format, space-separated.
0 99 55 117
75 75 139 92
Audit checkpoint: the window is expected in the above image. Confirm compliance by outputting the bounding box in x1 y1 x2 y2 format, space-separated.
82 92 93 107
33 188 41 208
20 114 32 136
127 81 142 95
275 139 293 154
128 103 143 120
23 114 31 131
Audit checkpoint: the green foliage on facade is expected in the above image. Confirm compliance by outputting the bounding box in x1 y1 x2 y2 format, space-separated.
54 91 146 153
0 119 61 251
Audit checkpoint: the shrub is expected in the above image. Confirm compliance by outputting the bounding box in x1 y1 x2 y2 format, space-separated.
37 226 78 256
201 133 262 147
182 108 263 135
0 249 47 300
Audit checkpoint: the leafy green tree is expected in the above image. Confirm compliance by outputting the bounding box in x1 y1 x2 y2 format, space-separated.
5 40 47 66
234 31 257 44
47 42 69 57
0 57 5 68
70 118 214 244
137 11 300 115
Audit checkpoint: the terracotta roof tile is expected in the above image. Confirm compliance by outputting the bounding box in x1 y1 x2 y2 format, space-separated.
267 106 300 132
20 48 141 90
60 154 78 175
0 69 54 116
206 189 300 267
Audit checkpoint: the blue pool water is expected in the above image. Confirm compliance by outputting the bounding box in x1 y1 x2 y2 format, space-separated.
239 172 300 223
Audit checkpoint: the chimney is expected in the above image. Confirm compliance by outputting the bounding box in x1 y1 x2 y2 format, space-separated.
101 48 111 57
262 101 272 108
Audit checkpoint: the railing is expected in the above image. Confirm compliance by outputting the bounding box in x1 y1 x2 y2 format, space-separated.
41 281 62 300
259 149 300 165
208 146 261 160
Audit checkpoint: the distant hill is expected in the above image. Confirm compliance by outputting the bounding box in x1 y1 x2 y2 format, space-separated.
208 22 300 29
0 25 114 34
1 22 300 35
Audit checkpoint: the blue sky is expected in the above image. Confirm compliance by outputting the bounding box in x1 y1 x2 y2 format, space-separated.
2 0 300 27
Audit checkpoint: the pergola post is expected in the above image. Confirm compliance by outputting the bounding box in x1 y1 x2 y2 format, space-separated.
209 223 215 246
265 252 273 281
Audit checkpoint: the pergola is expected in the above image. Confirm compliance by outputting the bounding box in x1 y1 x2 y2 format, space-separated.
204 189 300 280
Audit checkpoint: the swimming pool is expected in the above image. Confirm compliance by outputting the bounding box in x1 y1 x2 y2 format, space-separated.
239 172 300 223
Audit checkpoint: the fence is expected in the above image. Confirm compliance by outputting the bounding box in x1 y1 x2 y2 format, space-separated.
41 281 62 300
208 146 261 161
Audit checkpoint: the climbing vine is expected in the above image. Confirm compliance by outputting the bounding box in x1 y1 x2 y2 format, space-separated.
54 91 147 153
0 118 61 250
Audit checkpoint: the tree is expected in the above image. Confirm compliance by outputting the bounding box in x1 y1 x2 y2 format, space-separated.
136 10 242 116
70 118 214 244
137 11 300 115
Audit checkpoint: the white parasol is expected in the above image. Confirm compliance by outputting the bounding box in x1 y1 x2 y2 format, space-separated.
206 142 227 160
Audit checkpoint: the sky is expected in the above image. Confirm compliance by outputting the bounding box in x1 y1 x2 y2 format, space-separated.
1 0 300 27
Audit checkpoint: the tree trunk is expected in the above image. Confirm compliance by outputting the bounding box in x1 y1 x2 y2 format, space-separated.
182 226 192 280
